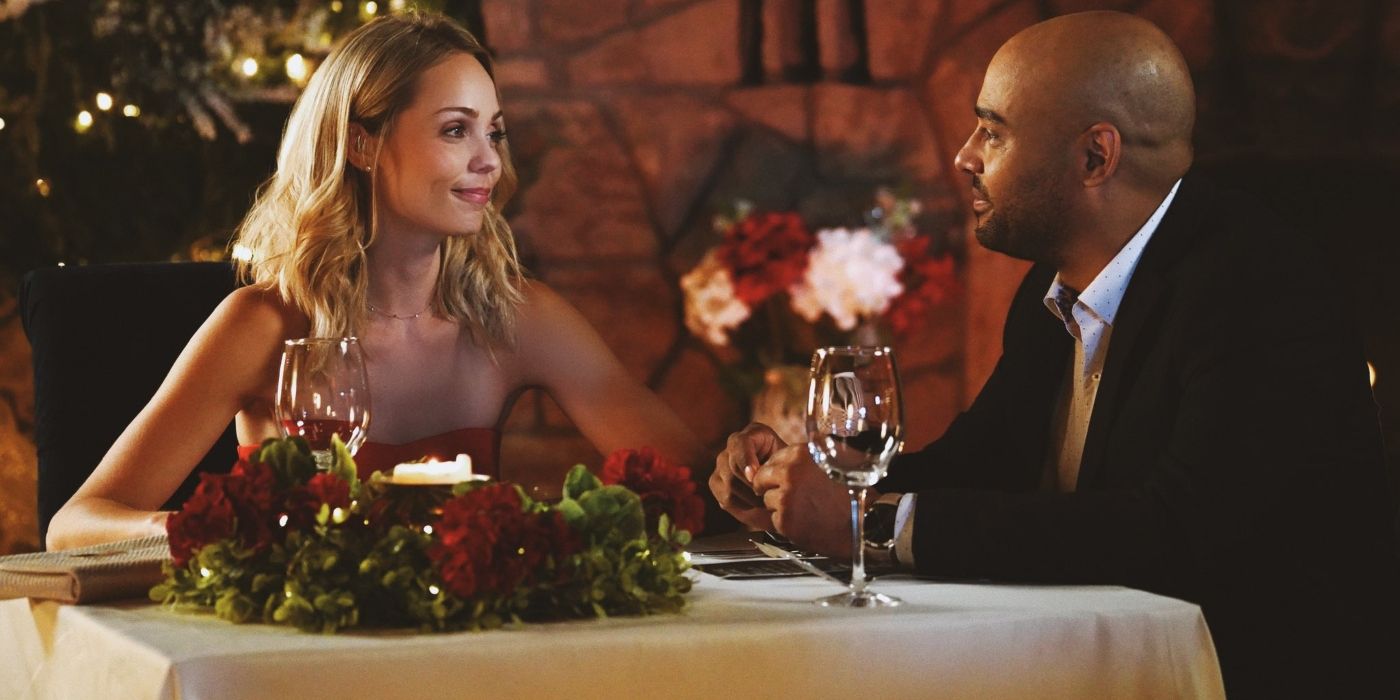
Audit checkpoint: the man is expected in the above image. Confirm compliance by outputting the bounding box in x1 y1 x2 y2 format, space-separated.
711 11 1399 697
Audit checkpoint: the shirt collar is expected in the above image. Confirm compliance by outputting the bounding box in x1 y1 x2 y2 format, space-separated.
1043 178 1182 328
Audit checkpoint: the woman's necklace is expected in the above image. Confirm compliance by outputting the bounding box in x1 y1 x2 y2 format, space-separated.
366 301 431 320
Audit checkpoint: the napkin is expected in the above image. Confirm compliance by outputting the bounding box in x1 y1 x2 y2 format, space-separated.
0 535 171 604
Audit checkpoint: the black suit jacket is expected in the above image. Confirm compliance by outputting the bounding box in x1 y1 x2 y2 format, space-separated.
883 176 1400 697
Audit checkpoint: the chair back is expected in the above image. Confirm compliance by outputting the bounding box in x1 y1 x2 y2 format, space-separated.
20 262 239 544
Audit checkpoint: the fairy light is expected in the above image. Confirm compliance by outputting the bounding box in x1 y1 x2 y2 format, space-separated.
428 585 440 595
122 104 141 118
330 0 343 11
35 178 51 197
363 1 378 16
422 524 434 535
0 116 8 130
239 57 259 77
285 53 308 84
75 110 93 133
389 0 405 11
95 92 114 111
200 567 212 577
1368 361 1377 388
231 243 254 262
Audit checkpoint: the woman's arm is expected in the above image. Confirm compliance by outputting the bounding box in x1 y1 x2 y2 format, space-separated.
513 281 703 467
45 287 296 550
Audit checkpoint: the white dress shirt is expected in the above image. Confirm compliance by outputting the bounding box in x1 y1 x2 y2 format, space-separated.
890 179 1183 567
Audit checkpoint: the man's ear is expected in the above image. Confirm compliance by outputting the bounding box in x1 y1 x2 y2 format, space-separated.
1081 122 1120 187
346 122 374 172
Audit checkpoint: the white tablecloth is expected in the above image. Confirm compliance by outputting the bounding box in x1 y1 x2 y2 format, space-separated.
0 573 1223 699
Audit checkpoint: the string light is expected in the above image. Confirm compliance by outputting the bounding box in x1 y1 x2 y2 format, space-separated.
122 104 141 118
239 57 259 77
0 116 6 130
285 53 308 83
95 92 114 111
35 178 52 197
74 110 93 133
231 244 254 262
331 0 343 11
363 1 378 16
1368 361 1377 388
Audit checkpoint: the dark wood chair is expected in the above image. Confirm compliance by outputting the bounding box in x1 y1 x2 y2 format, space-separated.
20 262 239 546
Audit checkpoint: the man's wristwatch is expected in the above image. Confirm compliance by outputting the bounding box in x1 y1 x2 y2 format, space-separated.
862 492 902 568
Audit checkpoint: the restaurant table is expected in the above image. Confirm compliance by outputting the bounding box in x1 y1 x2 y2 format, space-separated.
0 570 1223 700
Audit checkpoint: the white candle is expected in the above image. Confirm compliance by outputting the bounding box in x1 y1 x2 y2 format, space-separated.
391 453 477 485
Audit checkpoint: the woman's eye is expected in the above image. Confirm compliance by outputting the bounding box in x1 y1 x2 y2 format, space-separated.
444 124 465 137
489 129 508 144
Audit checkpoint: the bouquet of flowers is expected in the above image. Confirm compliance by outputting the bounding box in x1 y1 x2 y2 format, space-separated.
680 190 956 438
151 437 702 633
682 189 956 355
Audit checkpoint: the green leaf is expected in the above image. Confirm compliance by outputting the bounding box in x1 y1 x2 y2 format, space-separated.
556 498 587 530
562 464 602 500
328 433 359 486
256 437 317 487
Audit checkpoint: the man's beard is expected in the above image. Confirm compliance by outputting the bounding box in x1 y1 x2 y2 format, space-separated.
971 175 1069 266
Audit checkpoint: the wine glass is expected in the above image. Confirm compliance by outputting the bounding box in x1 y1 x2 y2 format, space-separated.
806 345 904 608
275 337 371 469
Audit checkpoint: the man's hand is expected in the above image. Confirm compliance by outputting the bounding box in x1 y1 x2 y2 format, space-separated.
751 446 854 557
710 423 786 531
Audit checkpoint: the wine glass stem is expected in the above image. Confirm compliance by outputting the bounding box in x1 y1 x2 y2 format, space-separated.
849 486 869 595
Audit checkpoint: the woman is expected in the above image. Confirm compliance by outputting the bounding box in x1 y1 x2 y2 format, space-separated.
46 13 700 550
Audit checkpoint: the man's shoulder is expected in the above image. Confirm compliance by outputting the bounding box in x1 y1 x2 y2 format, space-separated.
1162 175 1323 286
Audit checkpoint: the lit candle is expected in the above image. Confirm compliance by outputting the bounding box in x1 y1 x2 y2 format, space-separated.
391 453 478 485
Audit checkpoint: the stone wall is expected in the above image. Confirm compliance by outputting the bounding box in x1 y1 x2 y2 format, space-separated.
3 0 1399 553
488 0 981 490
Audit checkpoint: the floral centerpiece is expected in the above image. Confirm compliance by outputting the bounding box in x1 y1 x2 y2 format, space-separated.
680 189 956 441
151 437 702 633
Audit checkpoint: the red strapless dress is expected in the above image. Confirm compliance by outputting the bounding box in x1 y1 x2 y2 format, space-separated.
238 428 500 481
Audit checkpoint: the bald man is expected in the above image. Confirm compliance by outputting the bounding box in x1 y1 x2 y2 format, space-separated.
711 11 1399 697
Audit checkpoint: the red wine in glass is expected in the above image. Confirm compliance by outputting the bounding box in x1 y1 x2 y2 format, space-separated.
281 419 360 451
275 337 371 469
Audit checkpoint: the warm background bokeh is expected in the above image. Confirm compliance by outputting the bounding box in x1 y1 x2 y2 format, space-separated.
2 0 1399 554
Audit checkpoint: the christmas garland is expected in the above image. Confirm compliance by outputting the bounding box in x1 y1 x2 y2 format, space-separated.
151 437 702 633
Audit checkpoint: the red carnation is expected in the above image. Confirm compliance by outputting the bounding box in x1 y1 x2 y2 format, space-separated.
601 447 705 536
305 473 352 511
428 485 580 600
886 236 957 337
715 211 813 306
221 459 281 552
166 476 238 567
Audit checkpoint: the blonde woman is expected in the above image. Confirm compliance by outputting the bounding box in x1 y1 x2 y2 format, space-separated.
46 13 700 550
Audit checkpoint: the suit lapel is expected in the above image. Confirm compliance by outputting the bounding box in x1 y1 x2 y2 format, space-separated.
1007 264 1075 490
1075 176 1211 488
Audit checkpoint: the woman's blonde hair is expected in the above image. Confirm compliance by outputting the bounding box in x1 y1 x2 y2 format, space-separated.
233 12 523 345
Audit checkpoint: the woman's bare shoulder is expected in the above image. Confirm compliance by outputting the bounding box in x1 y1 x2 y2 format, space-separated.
215 286 308 340
513 279 586 342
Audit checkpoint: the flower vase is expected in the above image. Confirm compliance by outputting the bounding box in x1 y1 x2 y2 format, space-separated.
750 365 809 446
852 318 882 347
